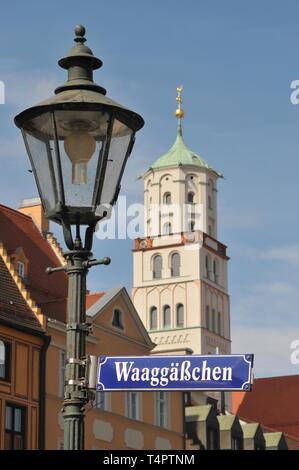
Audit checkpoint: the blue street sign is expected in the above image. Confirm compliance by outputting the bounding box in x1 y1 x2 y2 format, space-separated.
97 354 253 391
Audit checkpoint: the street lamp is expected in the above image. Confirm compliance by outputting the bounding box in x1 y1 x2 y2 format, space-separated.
14 25 144 450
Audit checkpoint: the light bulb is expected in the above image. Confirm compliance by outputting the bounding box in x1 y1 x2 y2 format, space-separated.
64 130 96 185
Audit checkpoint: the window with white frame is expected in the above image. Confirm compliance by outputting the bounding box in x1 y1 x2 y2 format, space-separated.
5 404 25 450
0 339 10 380
59 350 66 398
155 391 168 428
170 252 180 277
17 261 25 278
126 392 140 420
153 254 162 279
149 306 158 330
163 305 171 329
176 303 184 328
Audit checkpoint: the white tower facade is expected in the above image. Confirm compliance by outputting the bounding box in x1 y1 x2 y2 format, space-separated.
132 89 231 359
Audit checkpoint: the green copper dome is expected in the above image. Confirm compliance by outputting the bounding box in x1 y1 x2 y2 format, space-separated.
148 124 222 177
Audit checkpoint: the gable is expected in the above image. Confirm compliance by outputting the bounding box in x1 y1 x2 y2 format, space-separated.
87 287 154 351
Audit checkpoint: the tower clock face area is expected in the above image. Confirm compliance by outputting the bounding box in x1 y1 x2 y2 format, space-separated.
132 87 231 361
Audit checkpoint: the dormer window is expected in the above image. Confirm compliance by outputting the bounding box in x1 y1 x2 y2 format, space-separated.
12 248 28 281
17 261 25 279
112 309 124 330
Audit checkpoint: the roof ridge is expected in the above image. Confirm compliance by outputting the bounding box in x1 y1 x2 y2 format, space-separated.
254 374 299 381
0 203 33 221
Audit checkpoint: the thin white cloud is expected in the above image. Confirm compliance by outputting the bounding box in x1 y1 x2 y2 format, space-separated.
0 136 24 160
3 71 59 109
232 324 299 377
250 281 295 295
260 244 299 265
219 205 260 229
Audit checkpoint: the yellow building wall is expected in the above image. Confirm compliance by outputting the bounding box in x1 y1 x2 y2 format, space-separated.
0 323 43 449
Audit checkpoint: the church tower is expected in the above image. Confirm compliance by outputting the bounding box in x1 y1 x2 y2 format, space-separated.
132 87 231 358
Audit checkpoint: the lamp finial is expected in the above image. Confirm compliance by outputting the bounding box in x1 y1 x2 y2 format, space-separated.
74 24 86 43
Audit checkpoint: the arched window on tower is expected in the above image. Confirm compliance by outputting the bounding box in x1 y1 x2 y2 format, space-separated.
187 191 195 204
170 252 180 277
213 259 219 284
189 220 195 232
205 254 211 279
163 305 171 329
149 306 158 330
163 222 172 235
153 254 162 279
205 306 210 330
176 303 184 327
163 192 171 205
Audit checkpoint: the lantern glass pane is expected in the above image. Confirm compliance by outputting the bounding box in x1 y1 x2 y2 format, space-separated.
97 119 132 210
22 130 58 215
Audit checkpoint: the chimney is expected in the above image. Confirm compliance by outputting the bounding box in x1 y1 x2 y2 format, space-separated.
18 197 49 235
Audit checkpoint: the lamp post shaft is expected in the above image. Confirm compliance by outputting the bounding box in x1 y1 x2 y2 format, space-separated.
63 249 90 450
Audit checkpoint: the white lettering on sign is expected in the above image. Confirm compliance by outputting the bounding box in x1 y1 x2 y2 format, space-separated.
114 360 232 387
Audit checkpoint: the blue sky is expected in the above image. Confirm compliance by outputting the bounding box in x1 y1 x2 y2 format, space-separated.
0 0 299 377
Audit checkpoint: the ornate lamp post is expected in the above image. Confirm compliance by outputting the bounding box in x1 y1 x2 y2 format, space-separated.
14 25 144 450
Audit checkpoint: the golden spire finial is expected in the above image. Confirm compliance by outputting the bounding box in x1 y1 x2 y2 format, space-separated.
175 85 184 119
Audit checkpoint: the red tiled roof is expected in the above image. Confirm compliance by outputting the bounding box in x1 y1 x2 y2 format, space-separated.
232 375 299 439
0 257 43 331
0 204 68 322
86 292 105 309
